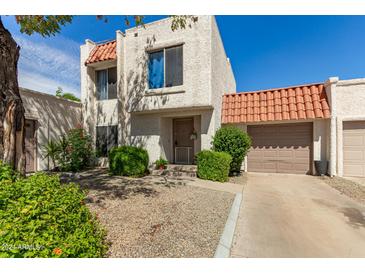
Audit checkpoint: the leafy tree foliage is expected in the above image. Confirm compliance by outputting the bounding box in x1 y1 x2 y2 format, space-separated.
15 16 73 37
55 87 80 102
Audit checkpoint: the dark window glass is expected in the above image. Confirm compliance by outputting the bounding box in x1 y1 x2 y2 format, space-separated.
107 125 118 152
148 50 164 89
96 70 107 100
96 126 118 157
165 45 183 87
96 126 107 156
108 67 117 99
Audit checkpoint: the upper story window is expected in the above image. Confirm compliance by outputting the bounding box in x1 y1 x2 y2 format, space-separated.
148 45 183 89
96 67 117 100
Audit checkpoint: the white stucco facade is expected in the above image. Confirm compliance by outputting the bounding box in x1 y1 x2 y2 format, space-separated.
81 16 235 164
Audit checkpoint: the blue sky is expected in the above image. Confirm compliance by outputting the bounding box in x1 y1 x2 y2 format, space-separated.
2 15 365 97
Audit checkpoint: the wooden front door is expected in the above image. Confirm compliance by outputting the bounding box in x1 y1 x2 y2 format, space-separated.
25 120 36 173
173 118 194 164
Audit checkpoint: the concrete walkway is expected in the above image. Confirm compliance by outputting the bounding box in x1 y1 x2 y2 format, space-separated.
231 173 365 258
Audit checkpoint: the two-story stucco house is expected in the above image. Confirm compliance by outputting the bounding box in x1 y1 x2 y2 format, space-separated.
81 15 365 179
81 16 235 165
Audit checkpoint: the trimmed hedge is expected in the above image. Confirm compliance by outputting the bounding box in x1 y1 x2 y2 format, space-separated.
108 146 149 177
196 150 232 182
0 171 107 258
212 126 252 174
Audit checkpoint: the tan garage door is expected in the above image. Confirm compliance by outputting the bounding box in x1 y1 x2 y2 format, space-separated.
343 121 365 177
247 123 312 174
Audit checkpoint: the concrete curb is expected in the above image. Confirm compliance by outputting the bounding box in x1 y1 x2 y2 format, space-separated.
214 192 242 258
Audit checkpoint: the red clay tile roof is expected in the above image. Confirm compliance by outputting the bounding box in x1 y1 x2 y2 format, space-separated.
222 83 331 124
85 40 117 65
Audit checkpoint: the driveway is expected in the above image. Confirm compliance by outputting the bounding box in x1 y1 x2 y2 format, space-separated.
231 173 365 257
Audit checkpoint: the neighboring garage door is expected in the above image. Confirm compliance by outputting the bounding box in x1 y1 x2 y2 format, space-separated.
247 123 312 174
343 121 365 177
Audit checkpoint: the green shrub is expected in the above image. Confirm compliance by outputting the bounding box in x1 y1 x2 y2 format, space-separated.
196 150 232 182
0 161 18 182
0 172 107 258
109 146 149 177
43 128 95 172
155 157 168 170
212 126 252 174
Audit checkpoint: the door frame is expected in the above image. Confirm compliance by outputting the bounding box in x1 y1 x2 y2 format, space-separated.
25 119 37 173
172 117 194 164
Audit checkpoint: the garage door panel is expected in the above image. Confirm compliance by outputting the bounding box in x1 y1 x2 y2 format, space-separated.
263 150 278 158
294 150 311 159
343 121 365 177
277 150 293 158
247 123 312 174
343 150 364 161
344 164 365 177
344 135 364 146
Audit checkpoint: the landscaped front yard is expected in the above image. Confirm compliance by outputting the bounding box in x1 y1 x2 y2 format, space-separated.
63 169 234 257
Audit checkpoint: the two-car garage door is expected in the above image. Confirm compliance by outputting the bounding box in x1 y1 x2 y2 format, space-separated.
247 123 312 174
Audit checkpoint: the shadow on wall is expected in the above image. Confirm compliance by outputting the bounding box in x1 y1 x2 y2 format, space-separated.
124 35 171 149
20 89 82 168
21 90 82 140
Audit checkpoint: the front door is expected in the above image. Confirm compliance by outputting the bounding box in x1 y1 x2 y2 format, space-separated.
173 118 194 164
25 120 36 173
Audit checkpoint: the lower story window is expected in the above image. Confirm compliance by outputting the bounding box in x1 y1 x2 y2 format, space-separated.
96 126 118 157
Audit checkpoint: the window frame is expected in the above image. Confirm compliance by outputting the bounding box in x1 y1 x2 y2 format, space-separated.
95 67 117 101
147 44 183 90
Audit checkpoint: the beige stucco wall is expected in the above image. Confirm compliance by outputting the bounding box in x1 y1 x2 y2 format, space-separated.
81 41 119 146
210 16 236 136
20 88 82 171
81 16 235 164
125 16 213 113
332 78 365 177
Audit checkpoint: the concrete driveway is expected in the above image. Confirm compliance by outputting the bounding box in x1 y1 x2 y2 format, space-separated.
231 173 365 257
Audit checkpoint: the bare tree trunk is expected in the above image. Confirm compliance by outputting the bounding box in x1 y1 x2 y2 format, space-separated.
0 17 25 174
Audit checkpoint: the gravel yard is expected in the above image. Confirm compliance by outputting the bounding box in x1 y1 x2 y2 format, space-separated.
67 169 234 258
321 176 365 205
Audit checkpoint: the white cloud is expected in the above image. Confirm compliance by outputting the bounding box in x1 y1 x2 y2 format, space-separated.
14 34 80 96
19 69 79 97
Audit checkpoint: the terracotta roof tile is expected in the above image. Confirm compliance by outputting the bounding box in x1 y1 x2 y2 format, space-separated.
222 83 331 124
85 40 117 65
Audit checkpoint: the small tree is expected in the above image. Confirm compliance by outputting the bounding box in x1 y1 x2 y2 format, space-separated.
212 126 252 175
55 87 81 102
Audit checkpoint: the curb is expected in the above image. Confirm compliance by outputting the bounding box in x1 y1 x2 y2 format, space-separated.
214 192 242 258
